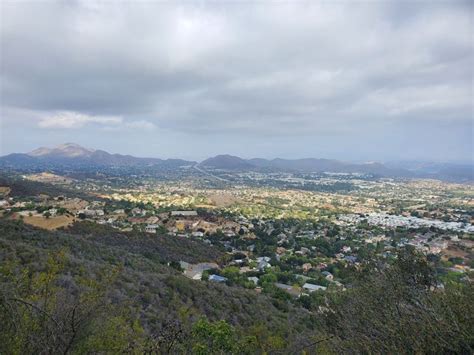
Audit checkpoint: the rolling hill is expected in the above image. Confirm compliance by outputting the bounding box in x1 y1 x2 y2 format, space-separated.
1 144 471 181
201 155 409 177
199 155 255 170
0 143 195 169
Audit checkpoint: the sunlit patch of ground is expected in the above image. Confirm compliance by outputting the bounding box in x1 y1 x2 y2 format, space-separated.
0 187 11 196
12 214 75 230
208 192 239 207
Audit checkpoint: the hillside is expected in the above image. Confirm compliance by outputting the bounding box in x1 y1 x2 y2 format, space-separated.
200 155 404 176
29 143 95 158
200 155 255 170
0 219 314 352
0 174 93 200
0 143 195 169
0 143 471 182
1 218 472 353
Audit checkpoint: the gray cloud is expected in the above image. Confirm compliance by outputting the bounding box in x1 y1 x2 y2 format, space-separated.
0 0 472 161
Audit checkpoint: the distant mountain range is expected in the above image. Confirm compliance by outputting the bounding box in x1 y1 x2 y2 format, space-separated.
0 143 195 169
0 143 472 182
200 154 408 176
200 154 255 170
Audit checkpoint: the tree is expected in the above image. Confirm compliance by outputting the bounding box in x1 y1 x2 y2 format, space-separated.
0 251 145 354
321 248 474 353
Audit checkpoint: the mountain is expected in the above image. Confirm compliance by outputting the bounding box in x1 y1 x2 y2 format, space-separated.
249 157 363 173
29 143 95 158
386 161 474 183
199 155 410 177
199 154 255 170
1 144 471 181
248 158 473 181
0 143 195 169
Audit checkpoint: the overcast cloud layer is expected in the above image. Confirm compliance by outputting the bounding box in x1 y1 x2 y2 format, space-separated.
0 1 472 162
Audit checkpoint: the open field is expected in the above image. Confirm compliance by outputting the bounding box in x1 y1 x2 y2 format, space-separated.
0 187 11 196
208 192 239 207
12 214 75 230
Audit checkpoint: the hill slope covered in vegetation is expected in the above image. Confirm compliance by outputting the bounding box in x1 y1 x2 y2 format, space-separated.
0 219 472 353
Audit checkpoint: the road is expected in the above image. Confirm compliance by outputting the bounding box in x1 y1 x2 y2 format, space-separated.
193 164 230 182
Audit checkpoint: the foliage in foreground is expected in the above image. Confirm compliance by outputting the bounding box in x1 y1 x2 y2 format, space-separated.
0 219 473 354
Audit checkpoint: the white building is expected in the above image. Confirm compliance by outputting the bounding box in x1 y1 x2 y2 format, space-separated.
145 224 159 233
171 210 198 217
303 283 327 292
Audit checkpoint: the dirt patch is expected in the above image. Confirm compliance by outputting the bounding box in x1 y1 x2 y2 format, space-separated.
24 172 73 184
12 214 75 230
443 247 468 259
0 187 11 197
208 192 239 207
59 199 89 212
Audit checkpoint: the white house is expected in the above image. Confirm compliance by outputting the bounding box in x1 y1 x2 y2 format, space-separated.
248 276 259 285
145 224 159 233
171 210 198 217
303 283 327 292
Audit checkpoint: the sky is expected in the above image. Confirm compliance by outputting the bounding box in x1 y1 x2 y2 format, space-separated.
0 0 472 162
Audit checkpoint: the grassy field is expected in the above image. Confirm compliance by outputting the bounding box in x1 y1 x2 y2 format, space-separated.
12 214 75 230
0 186 11 196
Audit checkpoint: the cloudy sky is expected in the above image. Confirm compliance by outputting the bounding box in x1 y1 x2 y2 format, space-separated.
1 1 472 162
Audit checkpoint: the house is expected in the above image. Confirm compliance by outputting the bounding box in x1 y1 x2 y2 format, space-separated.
277 233 287 245
275 283 301 297
182 262 218 280
300 247 310 255
239 266 252 273
175 221 185 231
145 224 159 233
248 276 259 285
303 283 327 292
322 271 334 281
209 274 228 283
128 217 148 224
276 247 287 255
171 210 198 217
146 216 159 224
302 263 312 272
316 262 328 270
192 273 203 280
192 231 205 238
257 260 271 271
131 208 145 216
344 256 357 263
